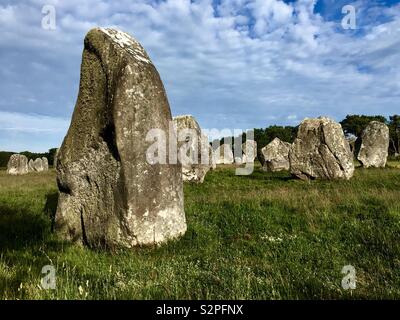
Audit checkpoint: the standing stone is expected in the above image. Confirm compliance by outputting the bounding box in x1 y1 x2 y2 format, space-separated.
357 121 389 168
241 140 257 163
28 159 35 172
289 117 354 180
7 154 28 175
173 115 211 183
261 138 291 172
55 28 186 248
42 157 49 171
209 143 217 170
33 158 44 172
214 143 234 164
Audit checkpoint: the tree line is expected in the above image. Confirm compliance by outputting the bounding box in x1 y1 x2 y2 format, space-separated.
1 114 399 168
0 148 58 168
222 114 400 157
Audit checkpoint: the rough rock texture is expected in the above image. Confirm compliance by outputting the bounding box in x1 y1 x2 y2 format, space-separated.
261 138 291 172
42 157 49 171
357 121 389 168
55 28 186 248
173 115 211 183
7 154 28 175
289 117 354 180
33 158 44 172
214 144 234 164
241 140 257 163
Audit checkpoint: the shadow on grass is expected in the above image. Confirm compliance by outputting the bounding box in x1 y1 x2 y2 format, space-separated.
0 192 60 250
44 192 58 231
241 169 294 182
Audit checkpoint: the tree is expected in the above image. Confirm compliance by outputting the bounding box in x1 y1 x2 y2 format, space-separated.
340 115 387 137
389 115 400 155
48 148 58 167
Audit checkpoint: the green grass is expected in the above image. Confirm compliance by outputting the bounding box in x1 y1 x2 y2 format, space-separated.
0 162 400 299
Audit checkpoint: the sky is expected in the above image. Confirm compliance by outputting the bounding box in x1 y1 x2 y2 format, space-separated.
0 0 399 152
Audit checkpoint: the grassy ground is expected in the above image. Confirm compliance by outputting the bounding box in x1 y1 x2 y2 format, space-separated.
0 162 399 299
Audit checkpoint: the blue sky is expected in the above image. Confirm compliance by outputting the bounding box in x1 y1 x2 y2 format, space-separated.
0 0 399 152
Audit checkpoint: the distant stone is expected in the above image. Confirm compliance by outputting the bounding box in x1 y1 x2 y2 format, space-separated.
42 157 49 171
32 158 44 172
357 121 389 168
173 115 211 183
214 143 234 164
261 138 291 172
289 117 354 180
234 157 243 165
7 154 28 175
28 159 35 172
55 28 186 248
241 140 257 163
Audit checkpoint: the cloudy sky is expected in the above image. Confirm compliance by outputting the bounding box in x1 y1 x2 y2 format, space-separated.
0 0 399 152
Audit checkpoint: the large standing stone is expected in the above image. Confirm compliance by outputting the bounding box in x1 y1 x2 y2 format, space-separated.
32 158 44 172
7 154 28 175
214 143 234 164
289 117 354 180
55 28 186 248
173 115 211 183
261 138 291 172
357 121 389 168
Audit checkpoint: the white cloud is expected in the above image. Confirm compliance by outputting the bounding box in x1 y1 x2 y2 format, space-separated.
0 111 69 133
0 0 399 151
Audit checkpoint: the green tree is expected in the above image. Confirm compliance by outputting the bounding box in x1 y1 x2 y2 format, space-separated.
340 115 387 137
389 115 400 155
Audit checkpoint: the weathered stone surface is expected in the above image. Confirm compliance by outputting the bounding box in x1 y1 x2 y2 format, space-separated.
7 154 28 175
32 158 44 172
42 157 49 171
241 140 257 163
289 117 354 180
173 115 211 183
55 28 186 248
214 144 234 164
357 121 389 168
261 138 291 172
28 159 35 172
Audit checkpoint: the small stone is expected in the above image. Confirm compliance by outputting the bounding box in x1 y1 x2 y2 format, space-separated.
261 138 291 172
33 158 44 172
7 154 28 175
173 115 212 183
214 144 234 164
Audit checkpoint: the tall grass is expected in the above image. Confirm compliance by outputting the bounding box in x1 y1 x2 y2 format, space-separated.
0 163 399 299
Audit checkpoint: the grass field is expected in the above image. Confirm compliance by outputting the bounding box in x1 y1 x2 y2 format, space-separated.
0 162 399 299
